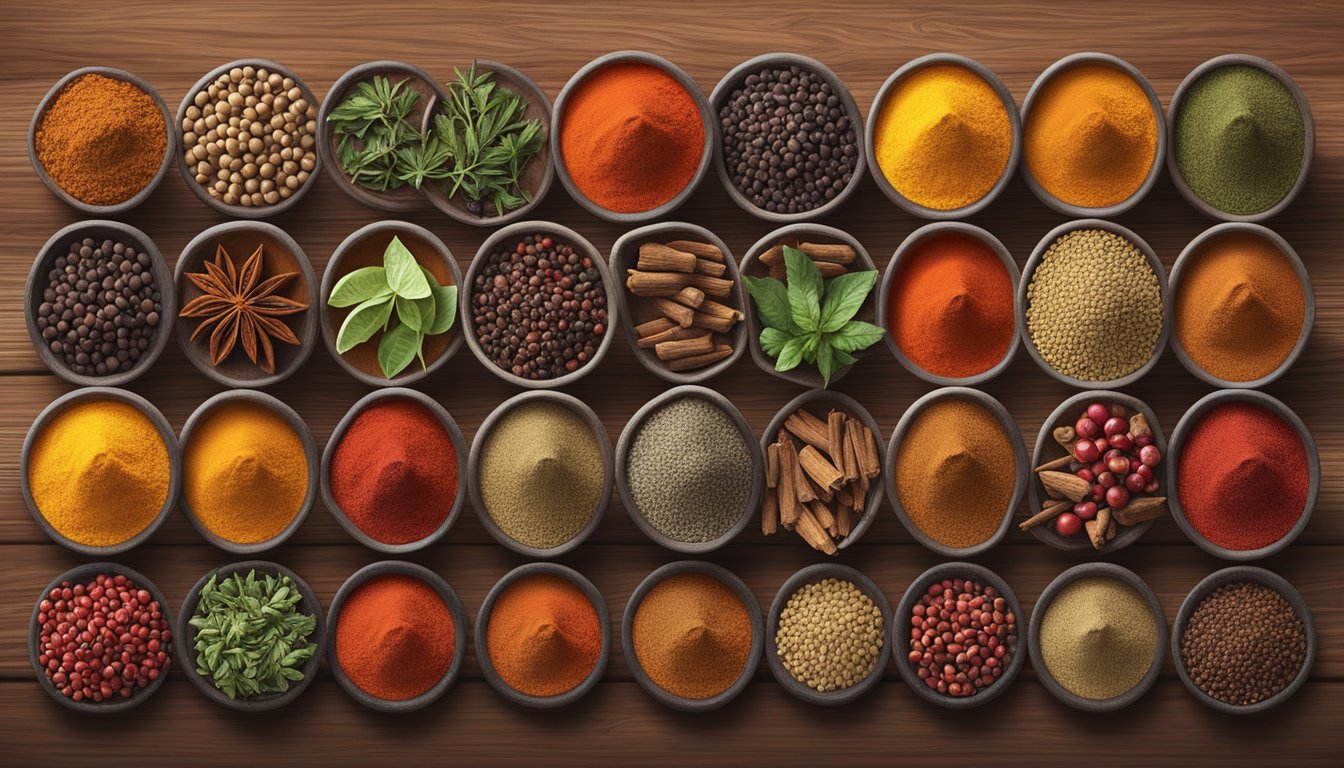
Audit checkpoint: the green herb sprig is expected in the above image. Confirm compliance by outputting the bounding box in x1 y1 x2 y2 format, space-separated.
327 76 451 192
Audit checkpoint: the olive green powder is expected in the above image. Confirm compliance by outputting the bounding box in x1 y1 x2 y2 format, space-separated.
1039 576 1158 700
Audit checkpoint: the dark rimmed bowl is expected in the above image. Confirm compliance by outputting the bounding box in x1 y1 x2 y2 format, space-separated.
29 67 175 215
29 562 173 713
462 220 617 389
616 385 764 554
1167 54 1314 223
740 223 880 388
1027 390 1167 554
326 560 468 713
1172 566 1315 715
1019 52 1166 218
711 53 866 223
765 563 891 706
892 562 1026 709
21 387 180 556
25 220 175 387
608 221 747 384
885 387 1027 558
1166 389 1318 561
322 388 469 554
1028 562 1167 713
176 59 321 218
758 389 885 549
621 560 763 712
552 51 714 224
1017 218 1170 389
467 390 613 558
320 220 464 388
1168 223 1315 389
475 562 610 709
175 221 317 388
176 560 325 712
877 222 1021 386
178 390 317 554
864 54 1021 220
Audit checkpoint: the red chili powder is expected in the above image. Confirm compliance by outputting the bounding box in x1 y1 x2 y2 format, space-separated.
1177 402 1309 550
335 574 456 701
330 399 458 545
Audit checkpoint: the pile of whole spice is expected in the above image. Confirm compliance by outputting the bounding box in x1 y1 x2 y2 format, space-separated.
1038 575 1157 701
35 572 170 703
471 233 608 381
36 237 162 378
775 577 884 693
1025 228 1164 382
906 576 1016 698
625 238 742 372
631 572 753 700
34 73 168 206
485 573 602 698
335 574 456 701
720 64 859 214
1181 581 1308 707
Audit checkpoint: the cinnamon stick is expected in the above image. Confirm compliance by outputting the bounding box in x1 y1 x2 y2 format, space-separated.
670 286 706 309
799 242 856 265
826 411 846 468
761 490 778 536
837 506 854 538
840 421 860 481
694 258 727 277
690 311 738 334
1034 454 1075 473
783 410 829 453
790 449 818 503
1019 500 1071 530
665 240 724 262
634 317 675 337
799 445 844 490
686 273 734 298
637 324 704 348
766 442 780 489
651 298 694 328
626 269 689 297
777 438 801 526
807 499 837 537
856 420 880 479
666 343 734 371
654 333 714 361
814 261 847 278
1110 496 1168 526
696 299 744 322
794 505 838 555
637 242 697 273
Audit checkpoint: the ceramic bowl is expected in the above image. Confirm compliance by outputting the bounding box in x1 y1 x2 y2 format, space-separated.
864 54 1021 220
25 220 175 387
885 387 1027 558
475 562 610 709
765 563 891 706
1027 562 1167 713
21 387 180 556
1166 54 1315 223
552 51 714 223
616 385 764 554
29 562 173 713
1019 52 1166 218
1016 218 1170 389
326 560 468 713
28 67 175 215
322 388 469 554
1166 389 1318 560
467 390 613 558
710 53 866 222
621 560 763 712
320 220 464 387
608 221 747 384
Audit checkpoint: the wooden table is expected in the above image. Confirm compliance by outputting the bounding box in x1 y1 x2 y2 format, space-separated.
3 1 1340 765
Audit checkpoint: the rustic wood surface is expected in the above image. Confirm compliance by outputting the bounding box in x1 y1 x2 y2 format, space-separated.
2 1 1341 765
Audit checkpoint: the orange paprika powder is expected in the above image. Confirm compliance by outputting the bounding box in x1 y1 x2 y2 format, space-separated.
486 573 602 697
334 574 456 701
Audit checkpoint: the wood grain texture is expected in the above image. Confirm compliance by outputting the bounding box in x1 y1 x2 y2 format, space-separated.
3 1 1342 765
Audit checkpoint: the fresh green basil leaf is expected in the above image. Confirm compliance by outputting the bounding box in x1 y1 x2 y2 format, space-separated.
800 331 819 364
819 270 877 332
832 347 857 367
327 266 390 307
416 331 428 370
775 335 807 372
784 246 823 331
377 321 420 378
742 275 794 333
335 295 395 353
383 236 431 299
817 341 836 386
422 267 457 335
396 294 424 332
758 326 793 358
829 320 887 352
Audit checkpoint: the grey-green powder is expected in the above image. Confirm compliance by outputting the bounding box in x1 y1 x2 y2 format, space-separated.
1039 575 1157 700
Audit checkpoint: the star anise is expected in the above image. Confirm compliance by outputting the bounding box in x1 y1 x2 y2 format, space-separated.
180 243 308 374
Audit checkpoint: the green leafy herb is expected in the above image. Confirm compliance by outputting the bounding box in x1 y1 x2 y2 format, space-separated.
328 76 450 192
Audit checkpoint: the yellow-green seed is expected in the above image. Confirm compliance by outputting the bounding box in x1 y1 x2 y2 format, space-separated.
775 578 884 692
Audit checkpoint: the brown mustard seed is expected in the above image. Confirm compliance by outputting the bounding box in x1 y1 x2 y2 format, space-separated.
1181 581 1307 707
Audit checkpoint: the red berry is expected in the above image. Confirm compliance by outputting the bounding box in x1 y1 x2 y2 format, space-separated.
1098 471 1118 488
1074 501 1098 520
1125 472 1147 493
1109 433 1133 451
1086 404 1110 424
1103 417 1128 437
1134 431 1154 448
1076 468 1095 483
1140 445 1161 467
1106 486 1131 509
1073 440 1100 463
1075 417 1101 439
1055 512 1082 537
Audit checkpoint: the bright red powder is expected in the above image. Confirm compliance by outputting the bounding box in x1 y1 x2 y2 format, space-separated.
335 574 456 701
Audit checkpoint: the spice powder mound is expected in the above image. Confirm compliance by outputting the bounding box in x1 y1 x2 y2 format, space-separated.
486 573 602 698
1039 575 1157 700
632 572 753 700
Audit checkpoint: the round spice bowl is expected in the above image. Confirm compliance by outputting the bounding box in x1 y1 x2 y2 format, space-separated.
765 563 892 706
177 390 318 554
1171 566 1315 714
325 560 468 713
877 222 1021 386
28 67 176 215
1016 218 1170 390
1027 562 1168 713
174 221 318 388
885 387 1027 558
467 390 613 558
1166 55 1314 223
892 562 1026 709
710 53 866 223
322 388 469 554
1167 223 1315 389
29 562 173 713
1019 52 1167 218
461 220 618 389
175 59 322 219
621 561 764 712
475 562 611 709
864 54 1021 220
21 386 180 556
1166 389 1319 561
25 220 176 387
608 221 747 384
552 51 714 224
176 560 325 712
320 220 464 388
740 224 879 388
